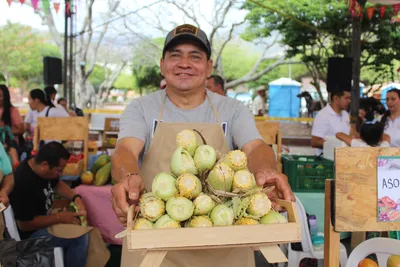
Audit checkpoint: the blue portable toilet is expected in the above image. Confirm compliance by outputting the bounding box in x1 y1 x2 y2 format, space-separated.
268 78 302 118
380 83 400 108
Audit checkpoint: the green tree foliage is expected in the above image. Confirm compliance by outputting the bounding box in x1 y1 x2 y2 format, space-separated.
88 65 106 92
0 22 61 90
113 73 137 90
243 0 400 98
133 65 162 95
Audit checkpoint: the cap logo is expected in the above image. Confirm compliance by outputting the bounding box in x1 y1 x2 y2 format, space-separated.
174 24 198 36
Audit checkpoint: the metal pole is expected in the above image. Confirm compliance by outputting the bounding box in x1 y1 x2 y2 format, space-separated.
63 0 69 98
69 8 74 109
350 16 362 136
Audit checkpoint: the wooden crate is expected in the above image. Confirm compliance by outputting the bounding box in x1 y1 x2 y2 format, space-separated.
124 199 301 266
334 147 400 232
34 117 89 173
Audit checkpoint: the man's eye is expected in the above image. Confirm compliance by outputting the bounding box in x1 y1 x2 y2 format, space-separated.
171 54 180 57
192 55 201 60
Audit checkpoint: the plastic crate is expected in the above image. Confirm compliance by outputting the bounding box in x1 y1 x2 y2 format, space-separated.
282 155 334 192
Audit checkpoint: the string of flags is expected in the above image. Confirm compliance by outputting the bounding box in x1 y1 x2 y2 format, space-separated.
347 0 400 22
4 0 78 15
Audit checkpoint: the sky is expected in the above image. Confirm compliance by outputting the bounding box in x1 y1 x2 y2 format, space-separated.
0 0 283 57
0 0 248 38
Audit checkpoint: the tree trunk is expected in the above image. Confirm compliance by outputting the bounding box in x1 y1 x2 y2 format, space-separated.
3 73 11 87
312 79 326 108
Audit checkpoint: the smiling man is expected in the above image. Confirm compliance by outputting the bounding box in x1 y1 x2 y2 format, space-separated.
111 24 294 267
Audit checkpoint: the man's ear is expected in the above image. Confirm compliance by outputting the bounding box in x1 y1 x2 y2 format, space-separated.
160 57 164 76
207 59 213 77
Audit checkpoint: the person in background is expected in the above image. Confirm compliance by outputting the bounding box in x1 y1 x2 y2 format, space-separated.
381 88 400 147
9 142 88 267
336 112 391 147
0 127 19 169
252 86 266 116
24 108 39 137
0 84 24 143
205 75 225 96
311 90 351 156
44 86 62 108
0 141 14 240
57 98 77 117
28 89 69 118
160 79 167 90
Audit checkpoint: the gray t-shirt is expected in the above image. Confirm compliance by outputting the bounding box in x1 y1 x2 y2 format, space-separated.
118 90 262 161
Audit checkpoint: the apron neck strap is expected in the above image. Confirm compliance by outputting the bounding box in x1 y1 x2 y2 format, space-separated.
158 91 222 124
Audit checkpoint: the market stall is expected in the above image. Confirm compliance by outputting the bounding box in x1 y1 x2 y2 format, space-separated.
324 147 400 266
33 116 89 177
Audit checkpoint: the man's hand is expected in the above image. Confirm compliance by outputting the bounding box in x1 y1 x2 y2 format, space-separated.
0 190 9 207
254 169 295 202
57 211 82 225
74 197 87 218
111 175 145 226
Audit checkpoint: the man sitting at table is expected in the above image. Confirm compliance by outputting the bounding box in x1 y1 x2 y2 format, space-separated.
9 142 89 267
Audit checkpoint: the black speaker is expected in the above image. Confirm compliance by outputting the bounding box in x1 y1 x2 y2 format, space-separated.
43 57 63 85
327 57 352 93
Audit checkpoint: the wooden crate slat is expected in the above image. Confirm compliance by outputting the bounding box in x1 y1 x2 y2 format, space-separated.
127 199 301 252
127 223 300 251
37 117 89 140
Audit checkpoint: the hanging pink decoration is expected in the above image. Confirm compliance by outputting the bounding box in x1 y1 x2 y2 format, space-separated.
53 2 60 14
6 0 12 6
66 1 71 15
380 6 387 18
366 7 375 20
31 0 39 11
19 0 25 4
350 0 357 17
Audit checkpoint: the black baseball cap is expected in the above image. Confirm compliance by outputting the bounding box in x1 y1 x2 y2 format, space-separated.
163 24 211 58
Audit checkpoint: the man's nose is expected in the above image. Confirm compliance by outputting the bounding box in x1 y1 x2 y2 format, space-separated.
178 56 191 67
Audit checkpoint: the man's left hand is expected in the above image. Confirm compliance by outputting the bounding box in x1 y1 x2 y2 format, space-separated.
254 169 295 202
0 190 9 208
74 197 87 218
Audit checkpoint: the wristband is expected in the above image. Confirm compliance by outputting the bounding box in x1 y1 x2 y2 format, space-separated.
72 194 82 202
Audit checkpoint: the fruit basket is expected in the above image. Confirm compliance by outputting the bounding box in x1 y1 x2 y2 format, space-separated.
121 129 301 266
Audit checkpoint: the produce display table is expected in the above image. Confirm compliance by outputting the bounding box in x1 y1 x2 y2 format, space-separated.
324 148 400 266
60 154 102 182
75 184 125 245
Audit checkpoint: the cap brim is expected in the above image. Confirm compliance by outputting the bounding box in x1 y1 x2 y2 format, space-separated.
163 34 210 57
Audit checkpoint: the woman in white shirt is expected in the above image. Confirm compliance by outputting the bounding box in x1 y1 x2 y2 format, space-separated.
336 113 391 147
381 89 400 147
28 89 69 118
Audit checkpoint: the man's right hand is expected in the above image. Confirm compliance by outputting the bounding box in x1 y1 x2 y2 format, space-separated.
111 175 145 226
57 211 83 225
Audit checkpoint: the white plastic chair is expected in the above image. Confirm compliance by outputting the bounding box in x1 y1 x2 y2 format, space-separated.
286 196 348 267
345 237 400 267
4 205 65 267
